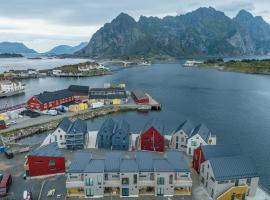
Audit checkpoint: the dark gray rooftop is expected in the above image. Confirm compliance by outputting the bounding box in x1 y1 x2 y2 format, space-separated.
166 151 190 172
135 152 153 171
115 119 130 133
104 152 121 172
174 120 195 137
29 143 63 157
132 90 147 99
35 89 73 104
153 159 174 172
209 156 259 181
191 123 211 142
68 85 89 95
84 159 104 173
57 117 72 132
66 118 87 135
68 152 92 173
120 159 139 172
142 118 164 134
201 144 242 160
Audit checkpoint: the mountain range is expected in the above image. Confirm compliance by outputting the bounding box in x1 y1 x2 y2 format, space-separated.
77 7 270 58
46 42 88 55
0 42 37 54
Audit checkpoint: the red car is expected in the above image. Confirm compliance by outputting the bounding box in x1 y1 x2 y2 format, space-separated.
0 174 12 197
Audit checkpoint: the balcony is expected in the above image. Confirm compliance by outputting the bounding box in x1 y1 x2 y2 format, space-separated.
138 180 155 187
217 184 248 200
66 180 84 188
104 179 121 187
174 178 192 187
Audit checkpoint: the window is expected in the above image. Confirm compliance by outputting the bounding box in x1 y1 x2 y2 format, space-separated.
133 174 137 184
201 165 204 173
201 177 205 184
86 188 94 197
122 178 129 185
206 172 209 180
104 174 108 180
247 178 251 185
150 173 155 180
176 136 179 142
48 160 56 166
169 175 173 184
85 178 93 186
218 180 229 184
191 141 197 146
60 135 63 140
210 176 215 182
97 175 102 185
157 177 165 185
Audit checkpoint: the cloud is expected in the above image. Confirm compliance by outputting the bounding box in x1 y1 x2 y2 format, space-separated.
0 0 269 52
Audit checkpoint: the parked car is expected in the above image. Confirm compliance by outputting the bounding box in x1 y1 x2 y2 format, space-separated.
23 190 33 200
4 150 14 159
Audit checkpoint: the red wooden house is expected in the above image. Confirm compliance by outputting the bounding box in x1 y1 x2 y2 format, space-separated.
139 119 164 152
27 89 74 111
132 90 149 104
24 143 65 177
193 144 241 173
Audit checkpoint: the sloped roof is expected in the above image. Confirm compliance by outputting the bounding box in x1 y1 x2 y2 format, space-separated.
209 156 259 181
174 120 195 137
34 89 73 104
115 119 130 133
153 159 174 172
68 85 89 94
57 117 72 132
201 144 242 160
166 151 190 172
104 152 121 172
132 90 147 99
29 143 63 157
84 159 104 173
191 123 211 142
120 159 139 172
142 118 164 134
135 151 153 171
66 118 87 135
68 152 92 173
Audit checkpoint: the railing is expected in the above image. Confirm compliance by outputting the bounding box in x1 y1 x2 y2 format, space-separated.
174 178 192 187
138 180 155 187
104 179 121 187
66 180 84 188
217 184 248 200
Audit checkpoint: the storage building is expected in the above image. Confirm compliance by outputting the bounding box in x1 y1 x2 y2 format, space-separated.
68 85 89 102
24 143 65 177
131 90 149 104
27 89 74 111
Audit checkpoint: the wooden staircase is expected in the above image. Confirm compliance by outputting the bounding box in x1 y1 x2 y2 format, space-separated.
217 185 248 200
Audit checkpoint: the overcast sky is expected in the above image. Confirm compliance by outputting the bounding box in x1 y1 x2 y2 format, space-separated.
0 0 269 52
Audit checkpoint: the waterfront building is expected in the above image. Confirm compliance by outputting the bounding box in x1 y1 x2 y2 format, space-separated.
200 156 259 200
27 89 74 111
186 123 216 156
68 85 89 102
170 120 195 151
193 144 242 173
97 118 130 150
49 117 88 149
89 87 128 104
138 119 165 152
24 143 65 177
131 90 149 104
66 151 192 198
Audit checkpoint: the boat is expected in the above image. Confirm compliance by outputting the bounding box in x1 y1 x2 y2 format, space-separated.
184 60 203 67
0 80 25 98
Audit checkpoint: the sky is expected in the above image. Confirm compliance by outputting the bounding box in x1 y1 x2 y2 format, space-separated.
0 0 269 53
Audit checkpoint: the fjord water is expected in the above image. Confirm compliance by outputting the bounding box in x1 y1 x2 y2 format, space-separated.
1 61 270 191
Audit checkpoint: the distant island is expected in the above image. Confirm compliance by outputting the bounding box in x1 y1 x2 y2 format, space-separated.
0 42 37 54
196 59 270 75
0 53 23 58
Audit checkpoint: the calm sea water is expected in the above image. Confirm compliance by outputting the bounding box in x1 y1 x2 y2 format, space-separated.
1 60 270 191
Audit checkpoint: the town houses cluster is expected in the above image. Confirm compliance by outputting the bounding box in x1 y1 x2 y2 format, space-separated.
23 118 259 200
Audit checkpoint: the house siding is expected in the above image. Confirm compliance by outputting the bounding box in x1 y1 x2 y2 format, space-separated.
140 127 164 152
27 155 65 177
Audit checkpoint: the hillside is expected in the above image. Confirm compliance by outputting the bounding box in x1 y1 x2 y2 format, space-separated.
0 42 37 54
47 42 88 55
77 7 270 58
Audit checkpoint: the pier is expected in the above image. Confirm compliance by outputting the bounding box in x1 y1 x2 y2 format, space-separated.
146 93 162 110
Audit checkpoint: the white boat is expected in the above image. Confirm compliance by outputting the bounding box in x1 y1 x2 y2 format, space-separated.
184 60 203 67
0 80 25 97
